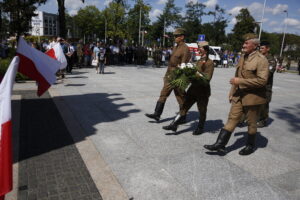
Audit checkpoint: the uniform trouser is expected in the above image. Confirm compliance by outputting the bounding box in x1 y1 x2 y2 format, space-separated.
258 91 271 121
180 94 209 127
158 77 185 106
224 101 260 135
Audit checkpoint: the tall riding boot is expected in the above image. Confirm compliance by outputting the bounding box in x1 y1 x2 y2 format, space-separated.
239 134 256 156
145 102 165 122
204 129 232 152
162 114 185 132
192 120 204 135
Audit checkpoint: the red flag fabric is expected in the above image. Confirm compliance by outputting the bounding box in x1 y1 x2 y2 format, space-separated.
0 56 19 197
45 43 67 70
16 37 61 96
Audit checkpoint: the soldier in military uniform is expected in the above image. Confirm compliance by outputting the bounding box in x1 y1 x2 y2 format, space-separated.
257 41 277 127
204 33 269 156
162 41 214 135
145 28 191 122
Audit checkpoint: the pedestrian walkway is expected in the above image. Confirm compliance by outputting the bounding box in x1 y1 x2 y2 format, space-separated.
11 65 300 200
14 90 102 200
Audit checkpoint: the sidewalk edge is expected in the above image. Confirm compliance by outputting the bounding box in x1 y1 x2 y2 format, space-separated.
49 88 129 200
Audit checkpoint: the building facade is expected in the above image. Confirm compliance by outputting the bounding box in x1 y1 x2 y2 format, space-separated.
30 11 59 37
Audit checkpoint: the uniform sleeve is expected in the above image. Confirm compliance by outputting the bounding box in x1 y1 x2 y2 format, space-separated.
238 57 269 88
181 46 191 63
269 57 277 74
203 61 214 81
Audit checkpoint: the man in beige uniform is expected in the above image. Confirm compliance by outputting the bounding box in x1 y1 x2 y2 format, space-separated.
162 41 214 135
145 28 191 122
204 33 269 155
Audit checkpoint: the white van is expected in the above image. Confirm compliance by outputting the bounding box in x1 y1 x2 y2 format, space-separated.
186 43 221 66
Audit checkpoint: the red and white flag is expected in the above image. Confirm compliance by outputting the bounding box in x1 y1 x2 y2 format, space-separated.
16 37 61 96
0 56 19 198
45 42 67 69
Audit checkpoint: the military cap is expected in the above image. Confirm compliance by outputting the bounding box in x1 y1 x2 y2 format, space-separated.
173 28 186 36
198 41 209 47
260 41 270 47
243 33 258 41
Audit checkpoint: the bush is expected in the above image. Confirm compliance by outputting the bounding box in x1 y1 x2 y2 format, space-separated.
0 56 29 81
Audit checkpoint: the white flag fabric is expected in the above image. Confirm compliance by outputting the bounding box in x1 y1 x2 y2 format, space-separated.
45 42 67 69
0 56 19 197
16 37 61 96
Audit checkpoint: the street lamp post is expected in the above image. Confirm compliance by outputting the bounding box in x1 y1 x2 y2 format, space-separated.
258 0 267 40
280 10 288 58
138 5 142 45
104 16 107 44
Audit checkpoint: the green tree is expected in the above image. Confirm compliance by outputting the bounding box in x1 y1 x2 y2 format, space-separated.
231 8 258 50
181 1 206 42
103 1 127 40
74 6 103 40
151 0 182 47
127 0 151 45
204 4 228 45
57 0 84 38
2 0 47 36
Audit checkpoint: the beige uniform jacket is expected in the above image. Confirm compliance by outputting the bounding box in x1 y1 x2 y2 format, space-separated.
230 50 269 106
166 42 191 76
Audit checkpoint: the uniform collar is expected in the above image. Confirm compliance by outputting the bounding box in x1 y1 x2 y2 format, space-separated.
244 50 258 61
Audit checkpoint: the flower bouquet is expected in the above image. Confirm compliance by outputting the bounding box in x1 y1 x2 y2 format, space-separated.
168 63 209 90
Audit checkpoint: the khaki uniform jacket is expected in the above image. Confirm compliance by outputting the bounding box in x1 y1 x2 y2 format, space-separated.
230 50 269 106
189 57 214 97
165 42 191 76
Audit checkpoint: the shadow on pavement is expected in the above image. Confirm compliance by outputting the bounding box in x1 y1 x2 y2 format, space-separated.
64 84 86 87
164 119 224 136
226 132 268 153
13 90 141 163
271 104 300 133
204 132 268 156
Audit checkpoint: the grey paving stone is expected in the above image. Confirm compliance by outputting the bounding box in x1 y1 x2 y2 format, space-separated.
15 90 102 200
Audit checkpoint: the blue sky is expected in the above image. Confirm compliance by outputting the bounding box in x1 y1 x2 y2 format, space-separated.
38 0 300 35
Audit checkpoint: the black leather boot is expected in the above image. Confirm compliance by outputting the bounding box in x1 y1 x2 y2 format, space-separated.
162 114 185 132
145 102 165 122
204 129 232 152
239 134 256 156
192 121 204 135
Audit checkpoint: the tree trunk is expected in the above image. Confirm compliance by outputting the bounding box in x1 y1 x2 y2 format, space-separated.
57 0 66 38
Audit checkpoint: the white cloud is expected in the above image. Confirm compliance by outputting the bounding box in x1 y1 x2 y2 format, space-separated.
104 0 113 6
248 2 263 16
272 27 283 32
65 0 84 15
228 6 244 16
269 21 278 26
284 18 300 27
203 0 217 8
157 0 167 5
270 4 288 15
150 9 162 21
229 17 237 25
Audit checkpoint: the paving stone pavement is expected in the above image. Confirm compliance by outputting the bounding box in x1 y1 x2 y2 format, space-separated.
14 90 102 200
12 64 300 200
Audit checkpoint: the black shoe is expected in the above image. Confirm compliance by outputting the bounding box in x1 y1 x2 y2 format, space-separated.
204 129 232 152
192 127 203 135
162 114 185 132
239 134 256 156
145 102 165 122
